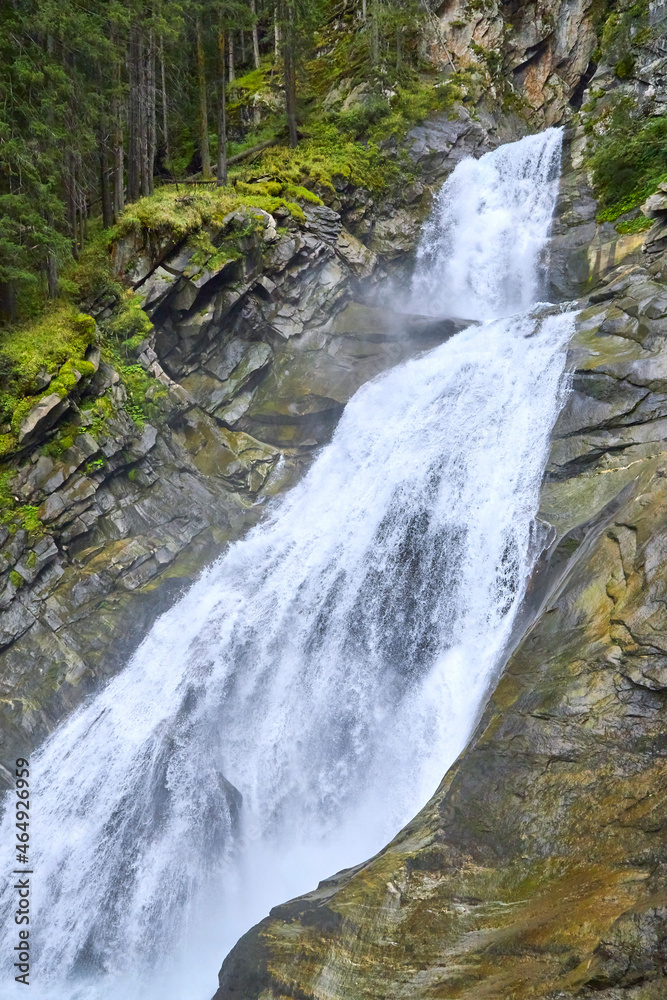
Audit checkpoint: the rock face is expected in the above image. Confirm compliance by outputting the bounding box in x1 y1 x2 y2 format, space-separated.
423 0 597 125
213 235 667 1000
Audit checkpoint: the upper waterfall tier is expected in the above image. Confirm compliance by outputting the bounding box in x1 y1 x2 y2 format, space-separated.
411 127 563 320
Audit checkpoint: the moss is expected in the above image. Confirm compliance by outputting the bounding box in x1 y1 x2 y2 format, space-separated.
79 396 116 440
114 185 305 242
26 551 37 569
105 292 153 347
113 360 166 428
0 304 95 392
0 304 97 456
0 434 15 458
9 570 24 588
615 215 653 234
615 54 635 78
589 100 667 222
41 422 78 458
48 358 96 400
85 456 105 474
0 485 45 540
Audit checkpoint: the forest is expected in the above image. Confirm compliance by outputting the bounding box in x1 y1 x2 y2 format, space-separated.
0 0 439 325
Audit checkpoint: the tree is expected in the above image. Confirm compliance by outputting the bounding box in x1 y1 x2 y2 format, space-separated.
212 0 254 186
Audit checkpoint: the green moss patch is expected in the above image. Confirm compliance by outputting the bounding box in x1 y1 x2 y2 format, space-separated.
0 472 44 537
590 108 667 222
0 304 95 393
114 185 304 242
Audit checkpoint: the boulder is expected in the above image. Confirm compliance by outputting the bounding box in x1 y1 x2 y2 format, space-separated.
18 393 70 446
641 184 667 219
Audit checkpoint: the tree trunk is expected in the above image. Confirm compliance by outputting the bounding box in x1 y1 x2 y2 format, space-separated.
362 0 367 20
112 94 125 218
228 32 235 82
196 15 212 178
274 7 280 58
0 282 17 324
240 30 246 65
251 0 261 68
76 153 86 254
281 2 298 147
99 143 114 229
217 25 228 187
145 28 156 195
371 0 380 64
46 253 58 300
111 26 125 219
136 29 154 197
66 151 79 255
128 25 142 202
160 33 170 165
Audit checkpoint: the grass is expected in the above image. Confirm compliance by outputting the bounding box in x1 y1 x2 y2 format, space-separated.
0 303 95 394
0 303 97 455
113 184 307 241
615 215 653 235
0 471 45 537
591 111 667 222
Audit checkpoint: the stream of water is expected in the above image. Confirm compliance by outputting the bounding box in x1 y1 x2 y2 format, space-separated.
0 127 573 1000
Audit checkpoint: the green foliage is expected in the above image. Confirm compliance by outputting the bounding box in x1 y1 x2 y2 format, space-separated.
0 304 96 454
63 223 121 304
615 215 653 234
106 293 154 346
243 124 393 192
113 360 166 428
114 185 304 239
0 305 95 391
9 571 24 589
615 54 635 78
0 472 44 536
80 396 116 439
590 104 667 221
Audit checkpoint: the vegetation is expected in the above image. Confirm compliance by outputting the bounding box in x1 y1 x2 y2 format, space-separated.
580 0 667 223
0 0 472 488
0 0 454 326
590 110 667 222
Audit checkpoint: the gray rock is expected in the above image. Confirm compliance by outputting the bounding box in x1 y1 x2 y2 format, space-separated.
18 393 70 445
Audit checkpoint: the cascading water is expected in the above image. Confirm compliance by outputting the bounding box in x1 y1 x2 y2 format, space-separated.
0 127 574 1000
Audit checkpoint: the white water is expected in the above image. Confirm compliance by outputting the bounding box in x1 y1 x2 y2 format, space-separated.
0 128 573 1000
411 127 563 320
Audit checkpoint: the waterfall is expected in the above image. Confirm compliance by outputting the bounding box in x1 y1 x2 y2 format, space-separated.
410 127 564 319
0 127 574 1000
